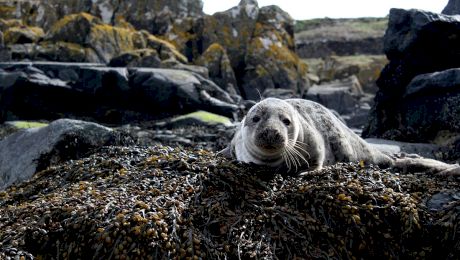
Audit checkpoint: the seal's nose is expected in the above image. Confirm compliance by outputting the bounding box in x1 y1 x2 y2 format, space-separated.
257 128 284 149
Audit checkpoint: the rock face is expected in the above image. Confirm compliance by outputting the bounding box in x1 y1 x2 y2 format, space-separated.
0 0 203 34
442 0 460 15
167 0 308 100
364 9 460 153
0 119 115 190
0 0 306 100
0 62 239 123
2 12 187 64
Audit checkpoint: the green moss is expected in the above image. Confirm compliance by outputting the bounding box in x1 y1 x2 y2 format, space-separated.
11 121 48 129
173 111 232 126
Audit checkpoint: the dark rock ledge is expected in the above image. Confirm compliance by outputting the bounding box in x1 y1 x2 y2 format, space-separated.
0 145 459 259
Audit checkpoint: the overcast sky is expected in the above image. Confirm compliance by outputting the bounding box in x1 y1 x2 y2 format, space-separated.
202 0 449 20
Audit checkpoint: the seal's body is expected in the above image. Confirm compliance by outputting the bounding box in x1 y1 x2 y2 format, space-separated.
225 98 459 175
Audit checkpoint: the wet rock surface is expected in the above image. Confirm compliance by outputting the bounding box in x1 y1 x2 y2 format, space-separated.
0 145 459 259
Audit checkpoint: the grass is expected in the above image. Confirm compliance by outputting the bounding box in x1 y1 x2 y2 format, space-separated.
295 17 388 41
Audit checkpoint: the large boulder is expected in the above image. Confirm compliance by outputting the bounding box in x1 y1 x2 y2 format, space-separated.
241 5 308 99
442 0 460 15
364 9 460 148
186 1 307 100
0 0 204 34
0 119 116 190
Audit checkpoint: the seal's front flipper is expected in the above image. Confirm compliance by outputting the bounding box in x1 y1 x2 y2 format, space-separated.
393 157 460 176
217 146 234 159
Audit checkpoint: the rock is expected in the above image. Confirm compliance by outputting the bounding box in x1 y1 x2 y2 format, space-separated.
304 76 363 114
39 13 187 64
0 62 239 123
262 88 298 99
161 61 209 78
442 0 460 15
167 0 307 99
0 19 23 32
0 0 204 34
196 43 238 95
306 55 387 94
364 9 460 149
0 118 115 190
3 25 44 44
129 68 238 118
109 49 161 68
199 0 260 71
241 5 308 100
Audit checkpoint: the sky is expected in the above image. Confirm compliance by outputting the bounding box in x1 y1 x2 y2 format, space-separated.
202 0 449 20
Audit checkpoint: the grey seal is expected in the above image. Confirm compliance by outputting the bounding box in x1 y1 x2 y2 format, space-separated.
223 98 460 175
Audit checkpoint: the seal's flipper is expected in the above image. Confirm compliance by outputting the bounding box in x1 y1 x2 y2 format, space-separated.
218 146 234 159
393 157 460 176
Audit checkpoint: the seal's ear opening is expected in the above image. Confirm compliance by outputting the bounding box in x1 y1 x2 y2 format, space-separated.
218 146 234 159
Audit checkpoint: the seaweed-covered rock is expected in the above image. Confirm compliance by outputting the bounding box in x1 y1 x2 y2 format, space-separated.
196 43 238 95
3 25 44 44
0 119 116 190
0 146 459 259
364 9 460 149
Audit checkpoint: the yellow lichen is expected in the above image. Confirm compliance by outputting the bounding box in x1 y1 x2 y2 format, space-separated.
49 12 101 37
3 26 44 44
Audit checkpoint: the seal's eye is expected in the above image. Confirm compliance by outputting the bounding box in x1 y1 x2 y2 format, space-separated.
282 118 291 126
252 116 260 123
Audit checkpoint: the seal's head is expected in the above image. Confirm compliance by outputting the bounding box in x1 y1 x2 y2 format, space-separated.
238 98 304 168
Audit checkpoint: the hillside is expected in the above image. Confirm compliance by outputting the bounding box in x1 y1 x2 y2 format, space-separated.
295 17 388 58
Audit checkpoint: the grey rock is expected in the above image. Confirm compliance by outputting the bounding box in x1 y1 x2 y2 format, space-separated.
130 68 238 117
364 9 460 149
0 119 115 190
304 76 363 114
442 0 460 15
404 68 460 97
0 0 203 34
0 62 240 123
384 9 460 59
